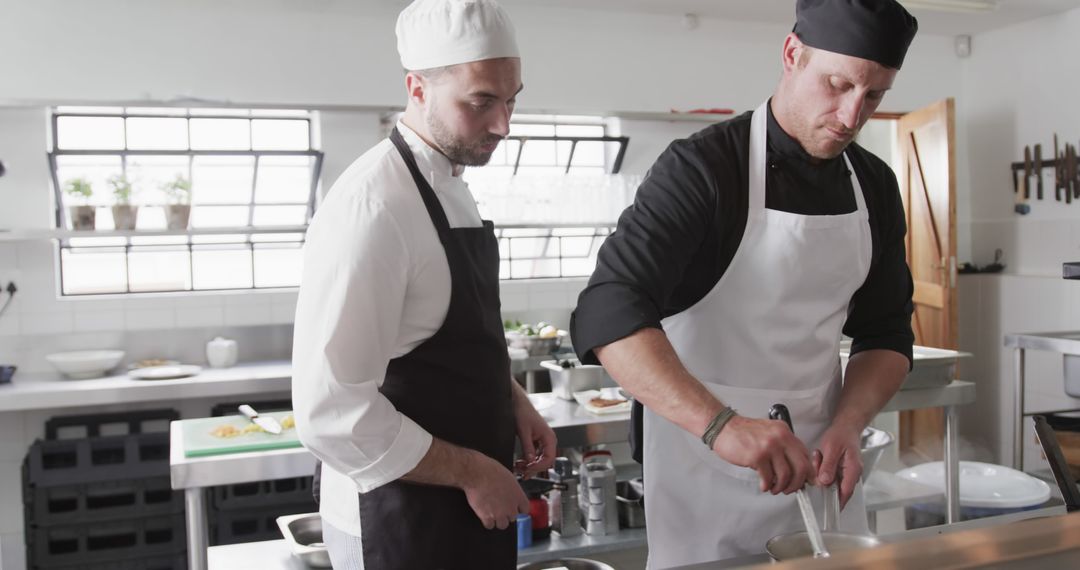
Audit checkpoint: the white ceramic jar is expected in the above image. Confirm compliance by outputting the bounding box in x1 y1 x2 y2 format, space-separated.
206 336 238 368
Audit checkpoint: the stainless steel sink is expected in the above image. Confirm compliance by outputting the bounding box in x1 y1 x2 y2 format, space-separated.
276 513 331 568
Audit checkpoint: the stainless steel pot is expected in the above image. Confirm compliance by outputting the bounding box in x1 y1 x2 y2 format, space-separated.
615 478 645 528
765 531 883 561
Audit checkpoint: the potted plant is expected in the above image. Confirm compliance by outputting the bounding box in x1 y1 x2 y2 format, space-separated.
161 174 192 230
108 173 138 230
63 177 95 230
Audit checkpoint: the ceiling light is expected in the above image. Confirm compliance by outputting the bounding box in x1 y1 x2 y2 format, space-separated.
900 0 998 13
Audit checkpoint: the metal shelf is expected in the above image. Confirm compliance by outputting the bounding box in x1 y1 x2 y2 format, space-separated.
518 528 647 563
0 225 309 242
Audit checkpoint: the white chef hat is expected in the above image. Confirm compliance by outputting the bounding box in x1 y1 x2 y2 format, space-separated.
396 0 519 71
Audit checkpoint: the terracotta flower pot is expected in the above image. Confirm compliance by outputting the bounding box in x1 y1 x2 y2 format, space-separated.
112 205 139 230
69 205 96 231
166 204 191 230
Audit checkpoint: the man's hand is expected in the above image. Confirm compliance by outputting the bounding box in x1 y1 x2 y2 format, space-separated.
813 424 863 509
511 386 557 478
462 451 530 530
712 415 815 495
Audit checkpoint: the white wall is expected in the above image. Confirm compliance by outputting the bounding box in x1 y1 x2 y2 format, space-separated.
954 6 1080 466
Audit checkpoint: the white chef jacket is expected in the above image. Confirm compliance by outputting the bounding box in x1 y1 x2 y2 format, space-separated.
292 121 484 538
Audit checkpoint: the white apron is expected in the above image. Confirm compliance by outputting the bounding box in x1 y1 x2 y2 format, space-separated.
644 101 873 569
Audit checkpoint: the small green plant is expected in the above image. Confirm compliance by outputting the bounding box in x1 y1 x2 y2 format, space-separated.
63 177 93 204
160 174 192 205
107 174 135 205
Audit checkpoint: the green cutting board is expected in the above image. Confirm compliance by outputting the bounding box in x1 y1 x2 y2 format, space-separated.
181 411 303 457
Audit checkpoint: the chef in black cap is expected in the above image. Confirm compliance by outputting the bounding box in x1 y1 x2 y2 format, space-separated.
571 0 917 565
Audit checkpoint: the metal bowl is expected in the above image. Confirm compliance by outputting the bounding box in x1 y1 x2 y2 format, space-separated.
860 427 895 482
505 330 567 356
276 513 331 568
766 531 883 561
517 559 615 570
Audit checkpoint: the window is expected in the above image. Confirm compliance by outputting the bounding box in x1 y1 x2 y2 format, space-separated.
462 114 638 280
48 107 323 295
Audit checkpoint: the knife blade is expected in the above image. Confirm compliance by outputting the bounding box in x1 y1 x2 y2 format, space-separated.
1055 134 1062 201
1023 146 1032 200
238 404 282 435
1034 144 1043 200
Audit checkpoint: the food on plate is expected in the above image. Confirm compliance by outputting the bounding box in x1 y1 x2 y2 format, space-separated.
589 397 627 408
132 358 173 369
210 424 241 438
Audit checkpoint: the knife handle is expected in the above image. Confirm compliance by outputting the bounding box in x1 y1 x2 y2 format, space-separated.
238 404 257 419
769 404 794 432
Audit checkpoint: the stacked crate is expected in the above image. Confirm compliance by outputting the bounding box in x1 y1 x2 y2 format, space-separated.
23 410 185 570
207 399 317 546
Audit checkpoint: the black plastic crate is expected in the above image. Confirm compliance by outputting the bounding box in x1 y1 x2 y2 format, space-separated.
25 476 182 525
209 398 292 418
27 514 186 568
24 432 170 488
210 475 316 512
210 504 312 546
45 410 178 441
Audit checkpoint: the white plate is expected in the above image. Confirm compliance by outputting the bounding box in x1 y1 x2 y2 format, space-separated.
895 460 1051 509
573 388 631 414
128 364 202 381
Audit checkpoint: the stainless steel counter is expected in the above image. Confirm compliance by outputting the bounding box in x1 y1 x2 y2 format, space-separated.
172 394 630 570
178 381 976 570
1004 331 1080 470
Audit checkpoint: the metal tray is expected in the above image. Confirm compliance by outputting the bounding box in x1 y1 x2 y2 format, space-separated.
276 513 331 568
841 343 971 390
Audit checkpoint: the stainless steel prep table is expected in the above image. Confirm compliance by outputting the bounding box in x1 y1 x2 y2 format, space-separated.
176 381 974 570
1004 331 1080 471
172 394 631 570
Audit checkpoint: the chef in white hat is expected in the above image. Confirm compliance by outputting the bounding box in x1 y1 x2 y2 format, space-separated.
292 1 555 568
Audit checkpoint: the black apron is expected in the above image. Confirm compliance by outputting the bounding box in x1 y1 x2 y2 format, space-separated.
348 128 517 569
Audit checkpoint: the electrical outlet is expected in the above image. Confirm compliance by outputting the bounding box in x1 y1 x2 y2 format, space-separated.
0 269 21 292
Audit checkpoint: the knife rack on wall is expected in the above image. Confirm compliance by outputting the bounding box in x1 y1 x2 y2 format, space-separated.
1009 134 1080 215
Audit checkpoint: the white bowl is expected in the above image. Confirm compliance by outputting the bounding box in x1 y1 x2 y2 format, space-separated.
45 350 125 379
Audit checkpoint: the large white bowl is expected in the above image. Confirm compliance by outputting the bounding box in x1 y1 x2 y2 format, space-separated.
45 350 125 379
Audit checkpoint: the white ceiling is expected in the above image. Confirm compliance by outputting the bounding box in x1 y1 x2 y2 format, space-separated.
495 0 1080 35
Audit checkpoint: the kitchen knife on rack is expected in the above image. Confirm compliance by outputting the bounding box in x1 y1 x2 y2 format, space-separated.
1034 144 1043 201
1054 134 1063 201
239 405 282 435
1023 146 1032 200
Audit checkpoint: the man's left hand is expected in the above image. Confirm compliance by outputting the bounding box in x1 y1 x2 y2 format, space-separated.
814 425 863 509
512 390 557 479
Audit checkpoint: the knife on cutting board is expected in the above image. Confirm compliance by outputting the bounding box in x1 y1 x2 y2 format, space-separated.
239 404 283 435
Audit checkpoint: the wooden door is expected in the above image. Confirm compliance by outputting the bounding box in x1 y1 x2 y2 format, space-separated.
897 98 958 461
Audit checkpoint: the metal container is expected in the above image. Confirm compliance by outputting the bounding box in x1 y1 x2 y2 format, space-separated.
1062 354 1080 397
765 531 883 561
859 426 895 482
615 478 645 529
275 513 331 568
541 359 605 400
549 457 583 537
517 559 615 570
506 330 567 356
841 343 971 390
579 451 619 536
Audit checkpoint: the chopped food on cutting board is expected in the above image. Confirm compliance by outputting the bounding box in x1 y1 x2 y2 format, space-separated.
209 414 296 438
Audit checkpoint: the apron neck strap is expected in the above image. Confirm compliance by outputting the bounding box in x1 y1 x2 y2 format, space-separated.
390 127 452 243
749 102 867 213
